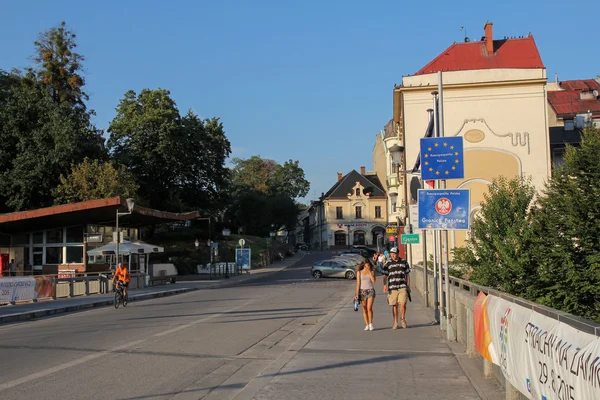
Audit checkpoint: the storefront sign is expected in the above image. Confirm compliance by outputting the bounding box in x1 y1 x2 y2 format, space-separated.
474 292 600 400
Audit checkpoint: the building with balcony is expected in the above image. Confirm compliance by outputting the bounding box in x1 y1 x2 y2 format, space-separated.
390 21 551 265
308 168 387 249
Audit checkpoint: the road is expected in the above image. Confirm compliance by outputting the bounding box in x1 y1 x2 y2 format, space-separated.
0 252 354 400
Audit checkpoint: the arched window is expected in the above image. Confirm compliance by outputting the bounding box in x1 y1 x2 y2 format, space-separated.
355 188 360 196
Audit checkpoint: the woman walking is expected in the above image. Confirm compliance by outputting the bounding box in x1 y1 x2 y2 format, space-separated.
355 260 376 331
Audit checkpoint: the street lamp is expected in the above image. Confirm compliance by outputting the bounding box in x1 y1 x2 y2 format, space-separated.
388 144 405 253
115 198 135 272
222 227 230 278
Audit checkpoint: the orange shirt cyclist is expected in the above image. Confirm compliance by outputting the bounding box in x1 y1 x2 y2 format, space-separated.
111 263 131 297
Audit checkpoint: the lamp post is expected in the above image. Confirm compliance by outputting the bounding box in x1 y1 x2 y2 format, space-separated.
222 228 230 278
388 144 405 253
115 198 135 272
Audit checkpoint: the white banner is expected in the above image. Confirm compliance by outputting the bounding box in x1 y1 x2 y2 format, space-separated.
0 278 36 303
475 293 600 400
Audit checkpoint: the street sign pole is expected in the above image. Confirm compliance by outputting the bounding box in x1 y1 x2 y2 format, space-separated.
431 92 440 324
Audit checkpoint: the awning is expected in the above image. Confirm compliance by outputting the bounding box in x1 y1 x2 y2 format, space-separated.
87 240 164 256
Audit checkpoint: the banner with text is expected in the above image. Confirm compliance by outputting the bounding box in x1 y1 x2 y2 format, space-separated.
474 292 600 400
0 277 55 303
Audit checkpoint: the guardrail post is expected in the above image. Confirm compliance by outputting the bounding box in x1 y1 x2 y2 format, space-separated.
466 308 476 357
483 358 493 379
69 279 74 298
52 278 57 300
456 301 465 344
85 278 90 296
447 286 457 341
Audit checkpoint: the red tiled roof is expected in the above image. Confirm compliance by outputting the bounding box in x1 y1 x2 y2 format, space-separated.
547 80 600 118
415 36 544 75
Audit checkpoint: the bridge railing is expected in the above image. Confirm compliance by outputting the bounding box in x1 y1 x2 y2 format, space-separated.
411 265 600 399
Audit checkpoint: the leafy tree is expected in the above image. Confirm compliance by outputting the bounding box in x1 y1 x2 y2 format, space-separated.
32 21 87 107
0 71 105 211
53 158 138 204
452 176 538 297
231 156 310 199
273 160 310 199
530 127 600 321
107 89 231 213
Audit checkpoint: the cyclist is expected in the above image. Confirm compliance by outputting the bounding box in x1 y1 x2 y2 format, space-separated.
111 263 130 298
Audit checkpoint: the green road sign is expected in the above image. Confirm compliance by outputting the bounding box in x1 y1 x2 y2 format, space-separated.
401 234 420 245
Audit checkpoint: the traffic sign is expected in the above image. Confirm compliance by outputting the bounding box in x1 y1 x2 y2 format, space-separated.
401 234 420 245
418 189 470 230
238 239 246 247
420 137 464 180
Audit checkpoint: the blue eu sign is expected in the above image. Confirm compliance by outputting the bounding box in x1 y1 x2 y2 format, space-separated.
420 137 464 180
418 189 470 230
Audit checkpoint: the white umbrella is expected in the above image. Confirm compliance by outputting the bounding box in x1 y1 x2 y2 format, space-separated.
87 240 164 256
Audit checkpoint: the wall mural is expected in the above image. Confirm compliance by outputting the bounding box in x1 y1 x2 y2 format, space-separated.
453 118 531 154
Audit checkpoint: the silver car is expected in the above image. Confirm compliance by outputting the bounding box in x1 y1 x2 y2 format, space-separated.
311 259 356 280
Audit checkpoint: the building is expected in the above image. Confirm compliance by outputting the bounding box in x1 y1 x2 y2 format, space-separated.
309 168 387 249
0 197 198 276
390 22 551 264
547 78 600 166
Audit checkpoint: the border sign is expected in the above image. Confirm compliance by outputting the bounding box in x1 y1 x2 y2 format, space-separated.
418 189 470 230
420 137 464 180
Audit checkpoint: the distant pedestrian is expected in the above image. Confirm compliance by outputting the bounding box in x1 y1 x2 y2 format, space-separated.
377 252 385 273
355 260 376 331
382 247 411 329
9 259 16 277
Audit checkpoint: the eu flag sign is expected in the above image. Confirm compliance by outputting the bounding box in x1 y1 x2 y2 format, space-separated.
420 137 464 180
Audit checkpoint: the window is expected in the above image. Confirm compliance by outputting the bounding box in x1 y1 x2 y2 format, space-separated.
12 234 29 245
392 202 397 213
66 226 83 243
66 247 83 264
33 232 44 244
355 188 361 196
355 206 362 219
375 206 382 219
45 247 63 264
336 207 343 219
46 229 63 244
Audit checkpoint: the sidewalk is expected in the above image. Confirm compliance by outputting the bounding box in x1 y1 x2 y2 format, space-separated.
0 252 305 325
240 278 504 400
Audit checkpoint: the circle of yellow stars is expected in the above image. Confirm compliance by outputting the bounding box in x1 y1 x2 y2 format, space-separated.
424 141 460 175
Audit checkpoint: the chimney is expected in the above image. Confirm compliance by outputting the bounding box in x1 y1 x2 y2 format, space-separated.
484 21 493 55
337 172 343 182
360 166 366 175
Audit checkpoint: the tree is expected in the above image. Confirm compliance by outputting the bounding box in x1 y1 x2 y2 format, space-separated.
107 89 231 213
230 156 310 199
52 158 139 204
530 127 600 321
32 21 86 107
0 71 105 211
273 160 310 199
452 176 538 297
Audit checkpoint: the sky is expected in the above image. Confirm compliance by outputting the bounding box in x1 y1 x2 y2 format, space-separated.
1 0 598 204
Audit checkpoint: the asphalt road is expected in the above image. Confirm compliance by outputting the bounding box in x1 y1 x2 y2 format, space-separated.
0 252 354 400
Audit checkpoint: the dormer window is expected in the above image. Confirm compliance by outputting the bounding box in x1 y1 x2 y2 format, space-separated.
355 188 360 196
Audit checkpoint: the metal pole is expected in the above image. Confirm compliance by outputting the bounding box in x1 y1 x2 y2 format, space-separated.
439 70 453 339
422 109 433 308
431 91 440 323
115 209 119 272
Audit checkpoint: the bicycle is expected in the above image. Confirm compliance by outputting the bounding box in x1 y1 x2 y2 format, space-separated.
114 281 128 309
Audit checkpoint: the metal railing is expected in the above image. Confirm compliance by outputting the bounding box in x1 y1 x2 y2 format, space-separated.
411 265 600 399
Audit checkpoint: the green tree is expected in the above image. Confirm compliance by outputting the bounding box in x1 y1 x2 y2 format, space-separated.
107 89 231 212
452 176 538 297
273 160 310 199
32 21 87 107
0 71 105 211
530 127 600 321
52 158 139 204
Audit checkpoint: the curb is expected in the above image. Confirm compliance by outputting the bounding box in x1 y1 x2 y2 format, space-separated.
0 254 306 325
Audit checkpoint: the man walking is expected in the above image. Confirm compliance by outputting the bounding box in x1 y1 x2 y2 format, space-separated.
382 247 411 329
9 259 17 277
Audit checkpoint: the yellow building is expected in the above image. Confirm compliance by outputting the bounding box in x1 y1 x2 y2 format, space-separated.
390 22 551 264
311 168 388 249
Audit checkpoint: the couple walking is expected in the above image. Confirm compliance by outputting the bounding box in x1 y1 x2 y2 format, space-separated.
354 247 411 331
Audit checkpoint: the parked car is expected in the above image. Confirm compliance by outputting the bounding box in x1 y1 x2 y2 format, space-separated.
295 243 309 251
352 245 377 258
311 259 357 280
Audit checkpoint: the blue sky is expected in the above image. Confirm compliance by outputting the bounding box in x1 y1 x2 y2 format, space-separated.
1 1 598 204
